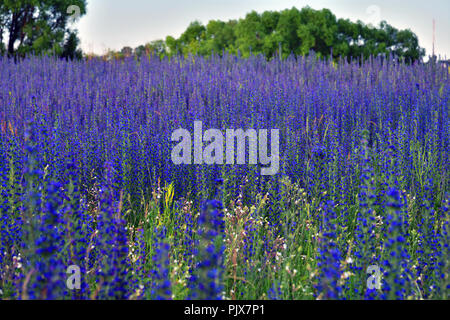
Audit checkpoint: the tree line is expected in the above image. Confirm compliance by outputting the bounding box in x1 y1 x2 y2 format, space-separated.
129 7 425 62
1 4 425 62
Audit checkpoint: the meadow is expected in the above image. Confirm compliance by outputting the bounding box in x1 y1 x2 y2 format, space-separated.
0 54 448 300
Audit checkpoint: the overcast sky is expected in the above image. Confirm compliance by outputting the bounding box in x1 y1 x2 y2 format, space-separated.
76 0 450 58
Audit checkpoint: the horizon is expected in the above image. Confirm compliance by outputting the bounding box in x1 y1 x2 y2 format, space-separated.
76 0 449 59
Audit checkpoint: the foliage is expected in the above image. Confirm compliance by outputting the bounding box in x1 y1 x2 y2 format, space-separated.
129 7 424 62
0 0 86 59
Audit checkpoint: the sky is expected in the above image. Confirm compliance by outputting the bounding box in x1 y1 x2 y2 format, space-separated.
76 0 450 59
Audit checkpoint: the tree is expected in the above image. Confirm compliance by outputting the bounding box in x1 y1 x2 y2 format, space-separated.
121 46 133 57
298 8 338 57
201 20 236 56
276 8 302 56
61 31 82 60
165 35 180 56
93 6 426 63
144 40 167 57
178 20 205 56
235 11 266 57
0 0 87 58
395 29 424 62
180 21 205 45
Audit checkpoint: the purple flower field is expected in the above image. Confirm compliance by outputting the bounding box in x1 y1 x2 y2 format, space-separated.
0 54 448 300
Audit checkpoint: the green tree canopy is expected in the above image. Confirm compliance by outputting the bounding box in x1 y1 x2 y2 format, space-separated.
0 0 87 58
159 6 424 62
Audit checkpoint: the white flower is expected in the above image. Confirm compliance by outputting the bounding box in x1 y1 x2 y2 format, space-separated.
341 271 353 279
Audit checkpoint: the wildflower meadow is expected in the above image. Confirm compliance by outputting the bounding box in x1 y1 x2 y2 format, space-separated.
0 53 448 300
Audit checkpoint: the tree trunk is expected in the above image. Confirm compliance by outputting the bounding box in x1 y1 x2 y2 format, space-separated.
7 6 34 56
7 12 19 55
